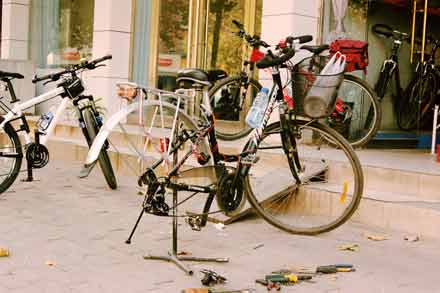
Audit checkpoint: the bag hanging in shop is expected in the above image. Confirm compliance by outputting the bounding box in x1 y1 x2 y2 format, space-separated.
329 39 369 73
303 53 346 119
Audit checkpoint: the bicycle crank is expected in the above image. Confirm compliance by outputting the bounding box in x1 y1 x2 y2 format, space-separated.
26 143 49 169
216 170 246 217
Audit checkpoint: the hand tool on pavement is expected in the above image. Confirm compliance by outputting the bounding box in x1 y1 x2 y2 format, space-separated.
200 269 227 286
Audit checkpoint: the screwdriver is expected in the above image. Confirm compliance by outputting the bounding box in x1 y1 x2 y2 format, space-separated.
316 264 355 274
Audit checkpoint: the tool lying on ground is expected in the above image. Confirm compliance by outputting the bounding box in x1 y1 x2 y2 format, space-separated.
200 269 227 286
316 264 355 274
182 289 255 293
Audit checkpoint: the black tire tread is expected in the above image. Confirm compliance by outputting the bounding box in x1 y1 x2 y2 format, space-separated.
83 109 117 189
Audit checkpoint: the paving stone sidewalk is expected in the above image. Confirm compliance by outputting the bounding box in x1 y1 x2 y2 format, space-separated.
0 161 439 293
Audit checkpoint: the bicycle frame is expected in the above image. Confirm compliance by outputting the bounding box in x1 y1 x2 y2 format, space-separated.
84 63 301 183
0 86 67 146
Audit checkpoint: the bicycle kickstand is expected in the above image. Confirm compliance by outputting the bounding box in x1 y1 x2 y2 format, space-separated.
125 207 145 244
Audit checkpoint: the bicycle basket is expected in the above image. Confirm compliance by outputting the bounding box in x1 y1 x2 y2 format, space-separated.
293 55 344 119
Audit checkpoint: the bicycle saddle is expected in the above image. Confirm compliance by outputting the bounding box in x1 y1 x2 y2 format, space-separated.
301 44 330 55
177 68 211 89
207 69 227 82
0 70 24 80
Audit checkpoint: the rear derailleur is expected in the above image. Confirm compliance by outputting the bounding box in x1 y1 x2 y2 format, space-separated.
138 169 169 216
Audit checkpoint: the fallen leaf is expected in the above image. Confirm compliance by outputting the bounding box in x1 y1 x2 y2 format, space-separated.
404 235 420 242
364 233 389 241
45 260 56 267
177 251 191 256
338 243 359 251
0 248 9 257
253 243 264 250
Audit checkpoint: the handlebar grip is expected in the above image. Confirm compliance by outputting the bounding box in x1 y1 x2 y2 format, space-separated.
256 48 295 69
91 54 112 65
32 73 53 84
286 35 313 45
372 23 393 38
232 20 243 29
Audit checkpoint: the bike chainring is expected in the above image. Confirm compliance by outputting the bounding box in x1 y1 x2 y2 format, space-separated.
26 143 49 169
216 170 246 217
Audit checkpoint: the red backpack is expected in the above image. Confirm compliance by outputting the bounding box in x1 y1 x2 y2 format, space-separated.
329 39 369 73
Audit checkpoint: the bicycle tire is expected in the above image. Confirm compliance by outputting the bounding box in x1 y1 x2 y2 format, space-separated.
374 62 393 99
244 118 363 235
209 76 261 141
83 108 117 189
326 74 381 148
397 72 438 130
0 120 22 194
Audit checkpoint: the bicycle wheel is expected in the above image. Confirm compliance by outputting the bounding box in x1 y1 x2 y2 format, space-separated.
0 120 22 194
325 74 381 148
83 108 118 189
209 76 261 141
245 118 363 235
83 98 211 181
397 72 437 131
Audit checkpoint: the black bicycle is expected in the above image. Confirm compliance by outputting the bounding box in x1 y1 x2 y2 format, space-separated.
396 36 440 130
100 34 363 239
209 20 268 140
0 55 117 193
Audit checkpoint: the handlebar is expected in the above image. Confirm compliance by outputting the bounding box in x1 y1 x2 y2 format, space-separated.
232 20 270 48
32 54 112 84
256 35 313 69
372 23 409 41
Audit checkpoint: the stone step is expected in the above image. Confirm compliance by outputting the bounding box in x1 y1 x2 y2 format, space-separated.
29 121 440 238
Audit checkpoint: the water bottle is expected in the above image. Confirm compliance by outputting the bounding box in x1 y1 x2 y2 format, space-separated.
37 111 54 132
246 87 270 128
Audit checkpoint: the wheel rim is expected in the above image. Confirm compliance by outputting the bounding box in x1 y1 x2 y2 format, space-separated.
210 79 260 137
0 128 20 185
326 77 378 147
246 122 362 234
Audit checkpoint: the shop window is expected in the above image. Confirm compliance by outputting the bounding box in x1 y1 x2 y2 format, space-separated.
206 0 263 74
132 0 153 86
157 0 190 91
30 0 94 68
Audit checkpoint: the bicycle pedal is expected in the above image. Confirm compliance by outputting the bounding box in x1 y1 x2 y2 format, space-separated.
186 216 202 231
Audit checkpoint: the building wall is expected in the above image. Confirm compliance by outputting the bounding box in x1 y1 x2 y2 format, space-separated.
0 0 322 117
259 0 322 87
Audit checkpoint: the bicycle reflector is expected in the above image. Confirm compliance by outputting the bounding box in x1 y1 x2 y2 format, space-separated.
117 82 138 100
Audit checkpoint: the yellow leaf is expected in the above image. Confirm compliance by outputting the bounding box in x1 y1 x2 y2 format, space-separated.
339 181 348 203
0 248 9 257
45 260 56 267
338 243 359 251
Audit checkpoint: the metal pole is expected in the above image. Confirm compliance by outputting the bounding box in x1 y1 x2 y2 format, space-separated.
410 0 417 63
432 105 439 155
421 0 429 63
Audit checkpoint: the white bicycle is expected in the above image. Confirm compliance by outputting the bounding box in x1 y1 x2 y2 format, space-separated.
0 55 117 194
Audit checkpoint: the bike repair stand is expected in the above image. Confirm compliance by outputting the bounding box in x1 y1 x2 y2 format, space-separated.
142 183 229 275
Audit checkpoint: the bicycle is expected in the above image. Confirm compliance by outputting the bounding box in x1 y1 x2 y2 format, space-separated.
208 20 268 141
213 20 379 147
396 36 440 131
372 23 409 102
294 45 381 148
0 55 117 194
82 34 363 236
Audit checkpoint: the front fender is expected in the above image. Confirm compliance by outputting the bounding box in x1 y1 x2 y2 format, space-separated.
84 100 205 166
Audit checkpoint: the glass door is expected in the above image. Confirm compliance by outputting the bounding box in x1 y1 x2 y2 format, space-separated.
205 0 263 133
